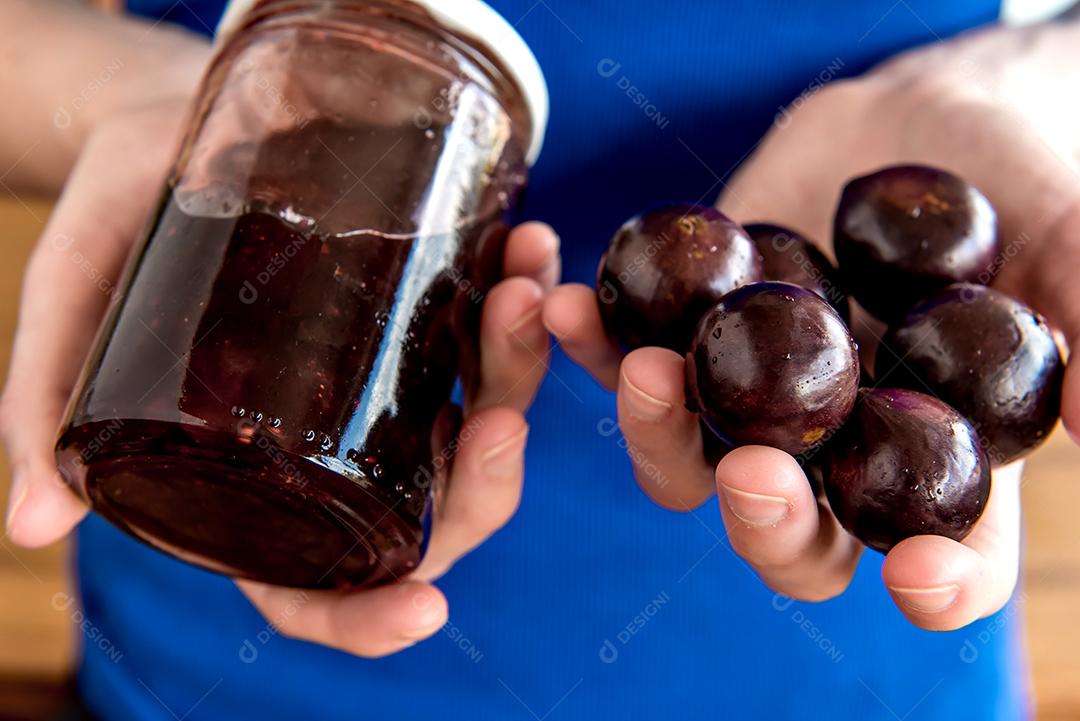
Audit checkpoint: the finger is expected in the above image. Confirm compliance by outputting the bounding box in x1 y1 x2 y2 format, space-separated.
470 276 548 413
2 115 179 547
2 230 116 547
616 347 715 511
504 221 561 291
413 406 527 580
882 461 1022 631
542 283 622 391
1014 201 1080 445
1064 360 1080 446
236 578 448 658
1 392 86 548
716 446 862 601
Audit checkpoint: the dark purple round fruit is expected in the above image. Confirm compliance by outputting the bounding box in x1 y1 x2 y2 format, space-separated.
823 388 991 553
833 165 999 322
876 284 1064 465
685 282 860 457
597 204 761 351
744 223 849 322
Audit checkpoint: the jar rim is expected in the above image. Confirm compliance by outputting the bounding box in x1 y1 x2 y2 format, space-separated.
216 0 549 165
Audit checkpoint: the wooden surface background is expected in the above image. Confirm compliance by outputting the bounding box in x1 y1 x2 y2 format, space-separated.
0 196 1078 718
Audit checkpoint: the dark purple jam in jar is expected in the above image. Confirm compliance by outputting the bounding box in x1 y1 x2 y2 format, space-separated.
55 0 546 589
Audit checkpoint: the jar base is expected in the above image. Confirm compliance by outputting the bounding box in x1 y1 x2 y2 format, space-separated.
57 420 422 590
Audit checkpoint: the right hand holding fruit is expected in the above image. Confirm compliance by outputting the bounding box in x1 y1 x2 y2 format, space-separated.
544 18 1080 631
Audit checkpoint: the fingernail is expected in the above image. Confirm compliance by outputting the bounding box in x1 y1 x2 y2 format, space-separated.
402 627 439 643
621 375 671 422
482 427 529 478
507 304 543 338
538 255 562 286
719 484 790 527
402 615 446 642
402 590 447 641
889 584 961 614
548 229 562 255
542 228 561 262
5 471 28 536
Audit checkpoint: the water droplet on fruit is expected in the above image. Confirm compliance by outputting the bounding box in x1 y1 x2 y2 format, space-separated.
231 406 246 417
303 430 316 442
424 129 435 140
320 434 333 451
394 482 405 494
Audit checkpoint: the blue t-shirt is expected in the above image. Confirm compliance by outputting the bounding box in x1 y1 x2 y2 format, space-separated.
80 2 1025 719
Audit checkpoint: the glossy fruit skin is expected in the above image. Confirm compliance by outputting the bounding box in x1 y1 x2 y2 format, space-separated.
597 204 761 352
833 165 999 322
685 282 860 457
744 223 850 323
824 388 991 553
876 284 1064 465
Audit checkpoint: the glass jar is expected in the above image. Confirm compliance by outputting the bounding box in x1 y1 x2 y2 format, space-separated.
55 0 547 589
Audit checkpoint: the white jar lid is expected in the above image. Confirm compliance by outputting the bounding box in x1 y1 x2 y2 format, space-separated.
216 0 549 165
